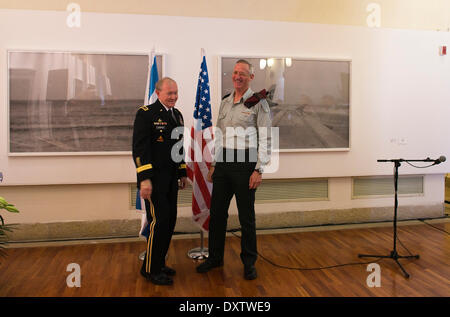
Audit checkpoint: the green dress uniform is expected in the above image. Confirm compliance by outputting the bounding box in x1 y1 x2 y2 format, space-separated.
132 99 186 275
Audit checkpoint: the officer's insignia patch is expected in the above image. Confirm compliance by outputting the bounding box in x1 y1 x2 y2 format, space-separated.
244 89 267 108
157 135 164 142
140 105 149 111
154 118 168 130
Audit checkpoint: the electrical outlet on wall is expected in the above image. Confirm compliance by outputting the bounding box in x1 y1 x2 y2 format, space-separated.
389 137 408 146
398 137 407 145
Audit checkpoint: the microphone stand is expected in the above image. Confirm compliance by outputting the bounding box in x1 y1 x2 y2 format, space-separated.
358 158 421 278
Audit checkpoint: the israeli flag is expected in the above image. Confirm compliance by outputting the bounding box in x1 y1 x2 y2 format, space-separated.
147 54 159 105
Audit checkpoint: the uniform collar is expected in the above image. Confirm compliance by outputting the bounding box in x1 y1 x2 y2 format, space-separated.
158 99 174 112
232 88 253 104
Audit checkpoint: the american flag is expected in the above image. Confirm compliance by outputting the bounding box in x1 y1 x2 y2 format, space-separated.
187 55 214 232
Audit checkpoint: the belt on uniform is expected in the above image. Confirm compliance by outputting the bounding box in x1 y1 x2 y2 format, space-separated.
216 148 258 163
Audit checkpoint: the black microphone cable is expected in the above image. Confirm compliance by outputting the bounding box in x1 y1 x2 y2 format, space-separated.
228 219 449 272
403 156 446 168
404 161 435 169
230 230 384 271
417 218 450 235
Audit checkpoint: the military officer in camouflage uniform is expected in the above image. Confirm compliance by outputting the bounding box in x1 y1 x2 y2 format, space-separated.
196 59 272 280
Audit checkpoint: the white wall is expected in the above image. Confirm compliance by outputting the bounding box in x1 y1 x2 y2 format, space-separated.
1 174 445 225
0 8 449 187
0 9 448 228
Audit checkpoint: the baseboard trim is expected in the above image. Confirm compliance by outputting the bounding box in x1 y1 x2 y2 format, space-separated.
6 204 444 244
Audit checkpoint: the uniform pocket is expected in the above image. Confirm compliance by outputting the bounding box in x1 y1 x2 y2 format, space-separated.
235 109 256 126
218 111 227 120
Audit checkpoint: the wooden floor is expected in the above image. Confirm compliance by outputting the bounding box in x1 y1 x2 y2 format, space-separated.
0 221 449 297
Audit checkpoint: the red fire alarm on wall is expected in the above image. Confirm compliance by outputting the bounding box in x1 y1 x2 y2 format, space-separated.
439 46 447 55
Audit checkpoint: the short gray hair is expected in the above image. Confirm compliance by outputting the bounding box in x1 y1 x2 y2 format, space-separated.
155 77 176 91
236 59 254 75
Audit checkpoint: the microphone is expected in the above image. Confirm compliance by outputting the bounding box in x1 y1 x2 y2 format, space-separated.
432 156 446 165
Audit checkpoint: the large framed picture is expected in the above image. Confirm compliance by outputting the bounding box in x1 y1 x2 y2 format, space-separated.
8 50 162 155
220 56 351 151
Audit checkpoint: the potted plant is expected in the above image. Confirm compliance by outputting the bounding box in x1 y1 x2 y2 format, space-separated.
0 196 19 259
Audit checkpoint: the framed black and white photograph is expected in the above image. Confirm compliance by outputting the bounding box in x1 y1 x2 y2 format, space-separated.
8 50 162 155
220 56 351 151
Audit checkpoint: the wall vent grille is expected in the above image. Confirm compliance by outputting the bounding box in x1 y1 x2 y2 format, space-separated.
352 175 424 198
129 178 329 208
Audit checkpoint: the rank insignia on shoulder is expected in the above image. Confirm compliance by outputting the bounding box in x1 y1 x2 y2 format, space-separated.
140 105 149 111
244 89 267 108
222 93 231 100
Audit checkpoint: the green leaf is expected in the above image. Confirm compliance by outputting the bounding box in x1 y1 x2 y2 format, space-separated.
5 205 19 213
0 196 7 207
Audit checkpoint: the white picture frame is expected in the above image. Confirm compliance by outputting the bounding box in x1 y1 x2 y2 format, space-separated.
7 50 164 156
219 55 351 152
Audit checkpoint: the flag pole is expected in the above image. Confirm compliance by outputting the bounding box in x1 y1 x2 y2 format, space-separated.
187 47 209 260
187 230 209 260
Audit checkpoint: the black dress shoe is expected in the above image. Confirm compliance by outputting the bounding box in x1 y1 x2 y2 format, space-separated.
196 259 224 273
141 268 173 285
244 265 257 280
150 272 173 286
162 266 176 276
140 267 151 280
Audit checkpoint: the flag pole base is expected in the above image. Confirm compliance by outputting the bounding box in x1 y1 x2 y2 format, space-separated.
187 247 209 260
187 230 209 260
